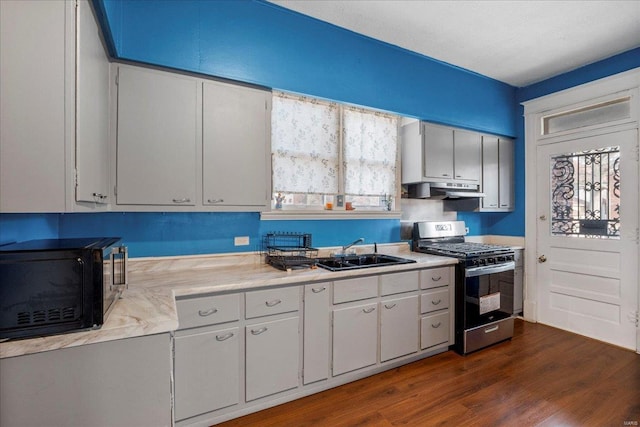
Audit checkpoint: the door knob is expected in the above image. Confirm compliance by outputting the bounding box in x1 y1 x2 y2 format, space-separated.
538 255 547 263
539 215 547 221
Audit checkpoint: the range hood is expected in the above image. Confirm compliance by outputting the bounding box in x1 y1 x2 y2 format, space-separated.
407 182 485 199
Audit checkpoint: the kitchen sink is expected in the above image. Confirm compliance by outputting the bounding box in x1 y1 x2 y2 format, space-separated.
315 254 416 271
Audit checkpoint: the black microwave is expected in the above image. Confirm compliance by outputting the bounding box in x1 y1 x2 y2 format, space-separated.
0 237 128 341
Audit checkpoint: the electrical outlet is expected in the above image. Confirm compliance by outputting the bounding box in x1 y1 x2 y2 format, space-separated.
234 236 250 246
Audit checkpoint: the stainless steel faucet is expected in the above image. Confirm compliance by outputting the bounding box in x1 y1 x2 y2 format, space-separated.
342 237 364 254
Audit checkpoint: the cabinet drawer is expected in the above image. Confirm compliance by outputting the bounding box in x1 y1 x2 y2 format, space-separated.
420 266 451 289
421 288 449 314
421 311 450 349
380 270 419 296
177 294 240 330
245 286 299 319
333 276 378 304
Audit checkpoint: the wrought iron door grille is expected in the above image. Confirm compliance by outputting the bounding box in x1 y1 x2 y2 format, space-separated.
550 146 620 238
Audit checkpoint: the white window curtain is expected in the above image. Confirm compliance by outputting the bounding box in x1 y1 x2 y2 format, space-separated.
343 107 398 196
271 92 340 194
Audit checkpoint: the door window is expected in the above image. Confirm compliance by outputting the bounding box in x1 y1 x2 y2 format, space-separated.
550 146 620 238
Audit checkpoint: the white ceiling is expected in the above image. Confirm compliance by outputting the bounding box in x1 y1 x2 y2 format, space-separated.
270 0 640 87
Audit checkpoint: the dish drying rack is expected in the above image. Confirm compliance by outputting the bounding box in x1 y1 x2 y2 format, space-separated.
263 232 318 271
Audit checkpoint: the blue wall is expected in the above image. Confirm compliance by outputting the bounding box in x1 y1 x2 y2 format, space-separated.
99 0 517 137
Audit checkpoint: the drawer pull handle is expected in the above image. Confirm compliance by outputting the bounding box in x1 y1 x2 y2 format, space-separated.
431 299 442 305
216 332 234 342
251 327 268 335
431 276 442 281
198 308 218 317
384 303 397 309
265 299 282 307
172 198 191 204
484 326 499 334
311 287 326 293
431 322 442 328
362 307 376 314
207 198 224 204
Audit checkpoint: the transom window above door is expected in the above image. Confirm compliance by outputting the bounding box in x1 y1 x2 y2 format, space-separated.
271 91 400 212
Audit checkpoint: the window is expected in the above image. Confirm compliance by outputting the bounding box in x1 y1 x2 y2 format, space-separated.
271 91 399 212
541 97 631 136
550 146 620 238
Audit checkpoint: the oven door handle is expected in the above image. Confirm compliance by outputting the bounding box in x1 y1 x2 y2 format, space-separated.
465 261 515 278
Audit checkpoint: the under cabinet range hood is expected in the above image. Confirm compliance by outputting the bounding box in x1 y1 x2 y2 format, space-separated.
407 182 485 199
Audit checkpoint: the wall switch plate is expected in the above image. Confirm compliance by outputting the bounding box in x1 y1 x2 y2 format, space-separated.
234 236 250 246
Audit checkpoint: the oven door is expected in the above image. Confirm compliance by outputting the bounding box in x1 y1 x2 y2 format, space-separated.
464 262 515 329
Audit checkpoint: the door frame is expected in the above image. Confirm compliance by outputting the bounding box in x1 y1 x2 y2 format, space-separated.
522 67 640 352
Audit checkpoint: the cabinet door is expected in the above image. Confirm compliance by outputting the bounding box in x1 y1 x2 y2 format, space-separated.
481 136 500 209
202 81 269 208
174 327 240 421
75 0 110 204
246 317 299 401
1 0 68 212
453 129 482 182
498 138 514 209
423 123 454 180
380 295 419 362
116 66 197 205
303 283 330 385
332 302 377 376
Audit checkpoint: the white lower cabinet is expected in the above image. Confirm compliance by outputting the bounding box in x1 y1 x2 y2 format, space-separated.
174 327 240 421
303 283 331 385
245 316 300 401
173 266 454 426
332 302 378 376
380 295 419 362
421 312 450 349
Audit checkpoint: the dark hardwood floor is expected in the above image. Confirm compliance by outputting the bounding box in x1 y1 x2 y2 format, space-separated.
217 319 640 426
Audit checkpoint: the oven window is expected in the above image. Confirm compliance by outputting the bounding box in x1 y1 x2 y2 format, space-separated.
465 270 514 329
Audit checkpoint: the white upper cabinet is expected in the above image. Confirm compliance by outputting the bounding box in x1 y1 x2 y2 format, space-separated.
453 129 482 182
113 64 271 211
481 136 514 211
202 81 270 208
0 0 69 212
115 66 198 206
423 124 455 180
401 122 482 185
76 0 110 205
1 0 111 213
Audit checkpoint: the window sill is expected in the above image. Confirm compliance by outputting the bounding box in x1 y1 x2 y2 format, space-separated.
260 210 402 221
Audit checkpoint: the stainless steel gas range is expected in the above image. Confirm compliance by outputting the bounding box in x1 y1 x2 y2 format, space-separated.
412 221 516 354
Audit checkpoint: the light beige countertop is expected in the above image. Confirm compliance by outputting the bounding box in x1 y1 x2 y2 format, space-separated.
0 243 456 359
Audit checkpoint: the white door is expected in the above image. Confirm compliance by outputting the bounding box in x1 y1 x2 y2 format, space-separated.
536 129 638 350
